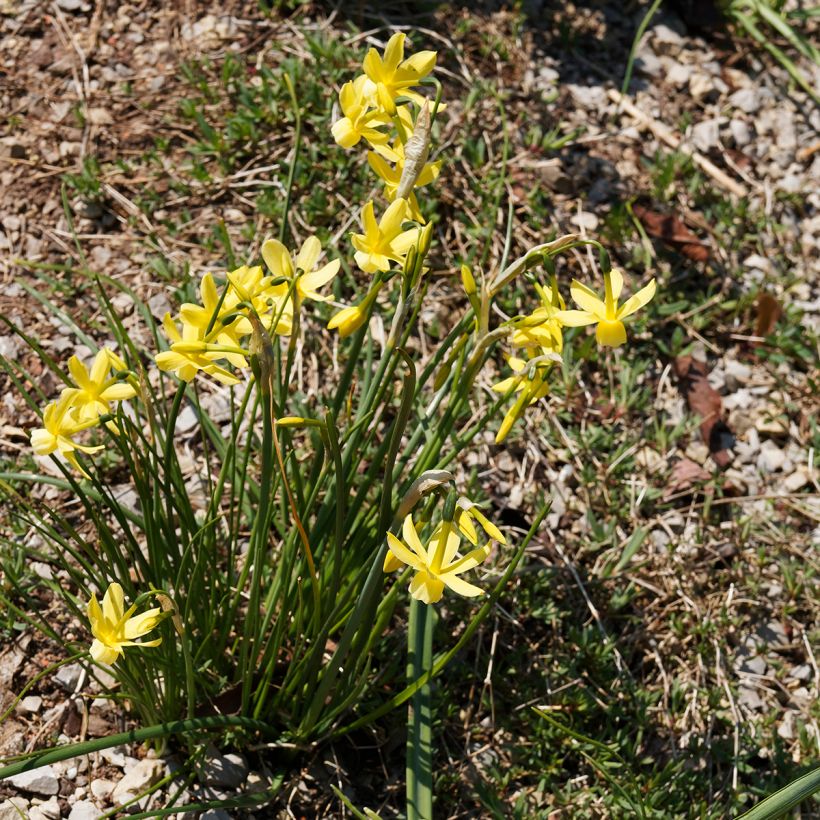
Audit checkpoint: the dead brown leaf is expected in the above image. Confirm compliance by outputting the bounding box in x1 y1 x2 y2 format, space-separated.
667 458 712 494
633 203 710 262
674 355 735 468
755 292 782 339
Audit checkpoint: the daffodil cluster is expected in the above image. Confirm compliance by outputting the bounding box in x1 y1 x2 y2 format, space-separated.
30 348 136 475
330 32 441 334
487 267 656 442
156 236 339 384
384 498 505 604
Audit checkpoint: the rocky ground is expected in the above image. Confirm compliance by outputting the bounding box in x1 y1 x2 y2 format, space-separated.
0 0 818 817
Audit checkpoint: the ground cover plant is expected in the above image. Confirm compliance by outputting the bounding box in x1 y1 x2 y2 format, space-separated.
0 2 818 818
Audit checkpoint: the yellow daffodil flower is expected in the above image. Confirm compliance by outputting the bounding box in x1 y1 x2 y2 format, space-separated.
224 265 293 336
331 75 392 149
30 393 103 475
362 32 436 114
492 354 554 443
177 273 248 368
367 141 441 223
351 199 419 273
261 236 341 304
454 498 507 546
511 279 567 355
61 348 136 424
556 270 656 348
88 582 162 665
385 515 491 604
327 282 384 337
155 313 242 385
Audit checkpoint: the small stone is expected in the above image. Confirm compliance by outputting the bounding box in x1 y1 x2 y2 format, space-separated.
688 72 715 100
723 359 752 391
90 778 115 799
99 746 128 768
758 620 789 647
738 685 765 710
55 663 83 692
35 797 60 820
8 766 60 796
788 664 812 682
201 811 232 820
175 406 198 435
666 61 692 87
691 119 721 152
16 695 43 714
729 88 761 114
0 799 30 820
739 655 767 676
570 211 599 231
68 801 101 820
202 751 248 788
777 711 796 740
56 0 82 9
783 470 810 493
652 24 685 55
86 107 113 125
729 119 752 147
757 440 786 473
112 758 164 803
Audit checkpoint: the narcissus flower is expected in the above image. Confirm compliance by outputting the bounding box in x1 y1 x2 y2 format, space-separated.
362 32 436 114
511 278 566 355
30 393 103 475
261 236 340 303
331 75 392 149
492 354 555 443
351 199 419 273
61 349 135 424
224 265 293 336
367 142 441 223
385 515 491 604
156 313 242 385
87 582 162 665
557 270 656 348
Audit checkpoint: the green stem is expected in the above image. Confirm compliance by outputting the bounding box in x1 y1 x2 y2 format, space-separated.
406 600 435 820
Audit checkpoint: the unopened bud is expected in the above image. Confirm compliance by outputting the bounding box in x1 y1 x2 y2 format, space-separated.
396 101 432 200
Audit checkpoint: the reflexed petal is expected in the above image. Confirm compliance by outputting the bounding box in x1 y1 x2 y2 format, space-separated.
68 356 91 390
361 201 379 238
90 639 119 665
409 570 444 604
262 238 293 279
415 160 442 187
162 313 181 343
123 607 162 640
367 151 397 183
377 83 396 114
554 309 597 327
87 594 103 629
299 260 340 300
89 351 110 385
295 236 321 273
441 573 484 598
106 349 128 372
338 80 357 114
401 51 436 77
455 512 478 545
495 405 520 444
389 228 420 255
445 544 491 575
100 383 136 401
441 525 462 567
608 269 624 301
569 281 607 320
402 516 427 561
362 49 383 82
201 273 219 310
101 583 124 623
353 249 379 273
387 532 426 572
491 375 524 394
379 198 408 238
383 549 403 573
596 320 627 347
382 32 405 72
616 279 656 320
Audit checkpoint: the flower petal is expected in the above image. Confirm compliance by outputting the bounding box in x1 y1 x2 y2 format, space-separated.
402 516 428 562
569 280 607 320
608 269 624 301
409 570 444 604
616 279 656 320
554 309 597 327
379 198 408 238
387 532 426 572
90 639 120 665
596 320 627 348
441 573 484 598
262 239 293 280
295 236 321 273
123 607 162 640
101 583 124 624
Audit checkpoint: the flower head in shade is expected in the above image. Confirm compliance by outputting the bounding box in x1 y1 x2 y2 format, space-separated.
61 349 135 424
491 353 555 443
384 515 492 604
87 582 162 665
30 393 103 476
261 236 340 304
556 270 656 348
351 199 419 273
